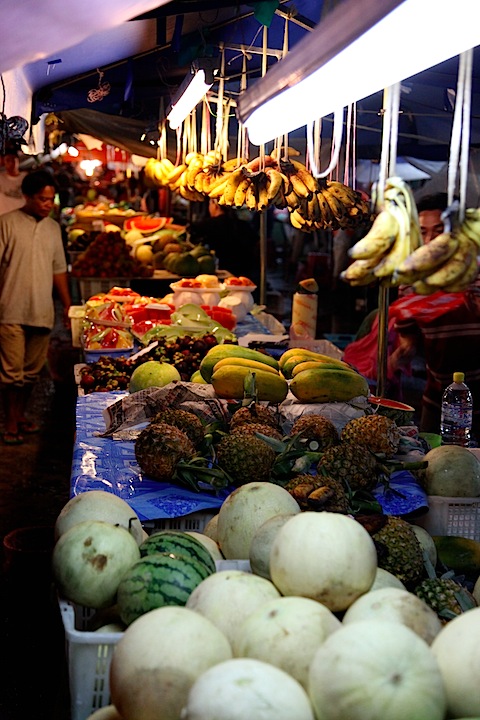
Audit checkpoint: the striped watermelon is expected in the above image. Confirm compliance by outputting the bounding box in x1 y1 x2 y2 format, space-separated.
117 551 214 626
139 530 216 574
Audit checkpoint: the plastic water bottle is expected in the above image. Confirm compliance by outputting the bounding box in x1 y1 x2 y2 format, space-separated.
440 371 473 446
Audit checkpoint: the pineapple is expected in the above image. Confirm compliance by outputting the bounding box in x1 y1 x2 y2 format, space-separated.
231 422 282 442
414 577 477 623
285 473 349 513
135 422 196 482
371 515 425 588
317 442 378 492
229 403 281 431
341 414 401 457
215 433 276 485
291 414 339 451
150 408 204 447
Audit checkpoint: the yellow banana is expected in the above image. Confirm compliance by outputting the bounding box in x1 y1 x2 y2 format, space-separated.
316 192 336 227
166 163 187 186
440 250 479 292
325 180 358 207
179 186 204 202
349 209 398 260
153 160 169 186
424 236 477 288
320 188 348 223
170 169 188 191
186 156 205 190
285 188 300 210
290 209 306 229
203 150 223 169
341 256 381 285
289 172 312 200
270 146 300 160
459 216 480 249
160 157 175 174
373 204 411 279
194 169 207 194
185 151 202 164
396 232 459 277
412 279 439 295
233 177 251 208
265 168 286 202
222 169 246 206
289 160 318 194
208 174 232 199
245 182 258 211
306 194 322 224
223 157 248 172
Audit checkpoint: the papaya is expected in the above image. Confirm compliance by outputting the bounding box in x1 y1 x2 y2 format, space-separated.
199 345 279 382
432 535 480 577
211 365 288 403
281 353 351 379
291 360 353 377
190 370 208 384
289 367 369 403
279 347 348 371
212 357 280 376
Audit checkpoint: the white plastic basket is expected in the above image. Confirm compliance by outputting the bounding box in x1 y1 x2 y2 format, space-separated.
59 599 122 720
413 496 480 540
143 511 217 533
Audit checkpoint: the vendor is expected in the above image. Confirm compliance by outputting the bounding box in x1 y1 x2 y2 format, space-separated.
188 199 260 284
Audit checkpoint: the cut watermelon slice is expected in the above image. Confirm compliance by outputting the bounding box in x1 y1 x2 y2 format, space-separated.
124 216 172 233
368 396 416 425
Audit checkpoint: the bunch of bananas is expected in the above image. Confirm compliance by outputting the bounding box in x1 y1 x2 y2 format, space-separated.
288 178 371 233
341 177 421 286
144 150 371 234
395 210 480 294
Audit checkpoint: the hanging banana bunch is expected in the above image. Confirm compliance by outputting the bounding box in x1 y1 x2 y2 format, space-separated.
395 210 480 294
341 176 422 287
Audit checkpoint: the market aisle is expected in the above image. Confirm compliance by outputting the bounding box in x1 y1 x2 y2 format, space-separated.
0 316 77 719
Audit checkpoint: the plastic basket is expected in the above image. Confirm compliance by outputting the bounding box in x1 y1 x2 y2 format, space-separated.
143 511 217 533
413 496 480 540
59 599 122 720
68 305 86 348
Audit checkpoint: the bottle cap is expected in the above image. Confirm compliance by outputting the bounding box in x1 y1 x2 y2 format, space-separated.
453 372 465 383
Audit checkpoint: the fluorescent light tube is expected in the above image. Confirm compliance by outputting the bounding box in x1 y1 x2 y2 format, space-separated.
237 0 480 145
167 69 213 129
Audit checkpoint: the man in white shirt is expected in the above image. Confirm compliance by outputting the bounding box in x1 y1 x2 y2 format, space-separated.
0 147 27 215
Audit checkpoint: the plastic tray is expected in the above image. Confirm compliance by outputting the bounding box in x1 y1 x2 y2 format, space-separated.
413 496 480 540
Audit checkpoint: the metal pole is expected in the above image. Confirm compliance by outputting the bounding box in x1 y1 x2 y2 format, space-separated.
376 283 389 397
259 210 267 306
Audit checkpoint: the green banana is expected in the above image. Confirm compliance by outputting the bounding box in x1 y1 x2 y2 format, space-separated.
211 366 288 403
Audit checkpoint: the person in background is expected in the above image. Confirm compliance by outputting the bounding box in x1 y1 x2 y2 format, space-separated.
343 192 480 439
0 145 27 215
0 170 71 445
188 198 260 284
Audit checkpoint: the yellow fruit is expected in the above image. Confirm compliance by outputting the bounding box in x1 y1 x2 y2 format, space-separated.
135 245 154 264
124 229 145 245
212 357 280 376
200 346 279 382
211 366 288 403
291 360 352 377
290 368 369 403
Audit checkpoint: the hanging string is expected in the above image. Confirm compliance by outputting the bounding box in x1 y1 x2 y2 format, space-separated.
215 45 225 158
352 102 357 189
281 14 289 161
344 103 353 186
307 108 344 179
448 49 473 220
237 49 248 162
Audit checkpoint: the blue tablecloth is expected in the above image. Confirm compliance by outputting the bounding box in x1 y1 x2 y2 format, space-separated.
71 392 230 521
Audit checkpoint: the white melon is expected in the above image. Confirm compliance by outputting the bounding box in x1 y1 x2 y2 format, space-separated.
249 513 297 579
54 490 144 545
431 607 480 718
269 512 377 612
185 531 224 561
180 658 315 720
342 587 442 645
308 620 446 720
217 482 300 559
369 567 406 592
232 595 341 689
186 569 280 645
110 606 232 720
423 444 480 496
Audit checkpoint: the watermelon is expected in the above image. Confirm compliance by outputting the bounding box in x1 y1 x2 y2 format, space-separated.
140 530 217 574
367 396 415 426
117 551 215 625
123 216 171 233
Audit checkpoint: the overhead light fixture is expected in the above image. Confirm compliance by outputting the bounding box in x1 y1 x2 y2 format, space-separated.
167 58 219 130
237 0 480 145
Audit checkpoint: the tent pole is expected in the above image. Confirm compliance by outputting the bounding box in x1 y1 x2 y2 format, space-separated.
376 283 389 397
259 210 267 306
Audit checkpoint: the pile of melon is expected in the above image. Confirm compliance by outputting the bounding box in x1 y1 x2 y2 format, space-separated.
51 479 480 720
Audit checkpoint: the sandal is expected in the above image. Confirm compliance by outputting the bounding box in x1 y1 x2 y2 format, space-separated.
3 432 25 445
19 421 40 434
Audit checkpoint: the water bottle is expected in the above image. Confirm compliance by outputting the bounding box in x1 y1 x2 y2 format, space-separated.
440 371 473 446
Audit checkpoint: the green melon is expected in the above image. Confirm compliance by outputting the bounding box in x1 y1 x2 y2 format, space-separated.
139 530 216 574
117 551 215 625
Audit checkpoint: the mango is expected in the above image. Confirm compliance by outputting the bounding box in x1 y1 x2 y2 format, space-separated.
211 366 288 403
433 536 480 577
